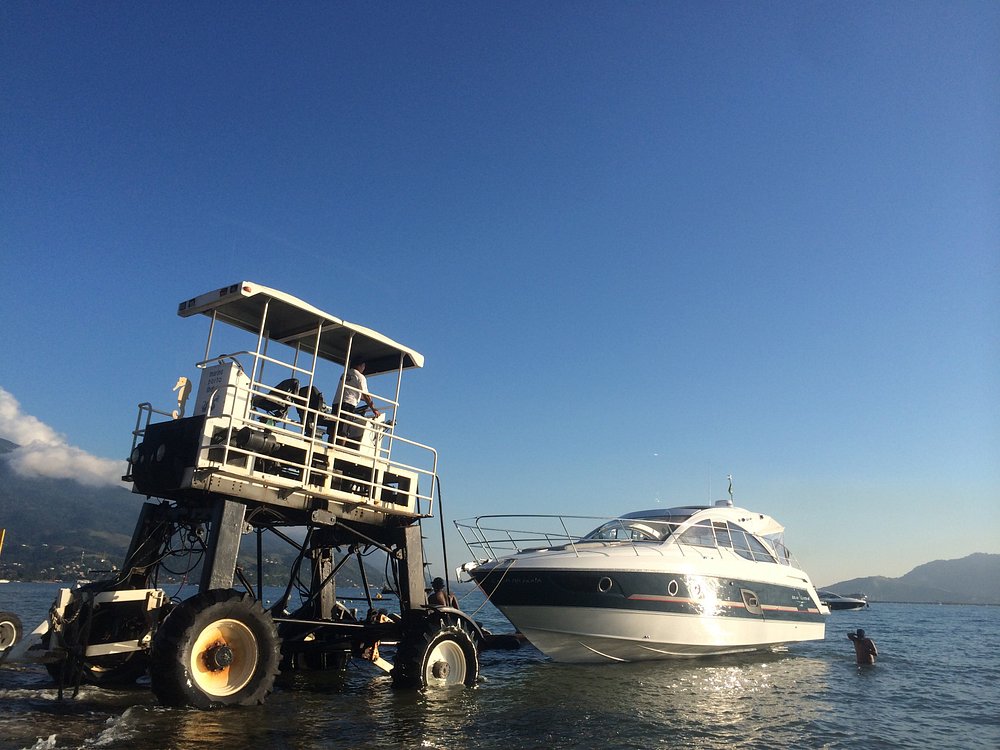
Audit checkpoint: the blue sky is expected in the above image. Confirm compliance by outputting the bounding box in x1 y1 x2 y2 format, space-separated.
1 2 997 586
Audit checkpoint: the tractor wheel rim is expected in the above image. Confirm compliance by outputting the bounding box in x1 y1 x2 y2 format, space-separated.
190 618 258 696
425 639 466 686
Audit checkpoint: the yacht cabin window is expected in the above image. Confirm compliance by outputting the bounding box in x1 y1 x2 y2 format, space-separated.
729 524 779 563
713 521 733 548
678 520 716 547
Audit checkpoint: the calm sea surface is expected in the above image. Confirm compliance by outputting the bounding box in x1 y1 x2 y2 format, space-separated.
1 581 998 750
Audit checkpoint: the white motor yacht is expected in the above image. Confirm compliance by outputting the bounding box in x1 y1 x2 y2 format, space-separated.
457 503 828 663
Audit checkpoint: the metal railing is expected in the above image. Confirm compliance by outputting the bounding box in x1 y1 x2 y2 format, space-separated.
126 356 439 517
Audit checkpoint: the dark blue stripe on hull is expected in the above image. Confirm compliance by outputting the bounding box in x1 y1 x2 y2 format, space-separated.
471 567 825 623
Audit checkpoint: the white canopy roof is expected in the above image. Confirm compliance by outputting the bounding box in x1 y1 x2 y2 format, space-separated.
177 281 424 375
700 506 785 536
628 505 785 536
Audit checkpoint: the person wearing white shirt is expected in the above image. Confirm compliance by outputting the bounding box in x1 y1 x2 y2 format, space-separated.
333 360 379 442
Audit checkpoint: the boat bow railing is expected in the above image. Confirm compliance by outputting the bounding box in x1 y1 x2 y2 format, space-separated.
454 515 594 560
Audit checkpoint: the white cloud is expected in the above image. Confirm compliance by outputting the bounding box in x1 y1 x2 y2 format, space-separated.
0 387 63 445
0 386 125 488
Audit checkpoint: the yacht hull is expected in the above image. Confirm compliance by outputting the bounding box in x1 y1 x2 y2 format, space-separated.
825 602 866 611
499 604 825 662
469 565 826 663
821 598 868 611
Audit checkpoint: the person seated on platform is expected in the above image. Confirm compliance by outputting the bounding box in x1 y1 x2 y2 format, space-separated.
428 577 459 608
332 359 379 444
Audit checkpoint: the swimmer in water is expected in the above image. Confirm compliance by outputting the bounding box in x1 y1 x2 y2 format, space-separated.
848 628 878 665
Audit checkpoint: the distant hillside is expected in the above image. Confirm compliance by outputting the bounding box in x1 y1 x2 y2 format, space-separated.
0 439 387 588
0 441 137 551
825 553 1000 605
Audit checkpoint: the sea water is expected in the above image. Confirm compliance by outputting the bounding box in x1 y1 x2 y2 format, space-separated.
1 581 998 750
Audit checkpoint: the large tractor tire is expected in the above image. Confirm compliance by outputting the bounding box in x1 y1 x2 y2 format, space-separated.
391 613 479 689
150 589 280 709
0 611 21 651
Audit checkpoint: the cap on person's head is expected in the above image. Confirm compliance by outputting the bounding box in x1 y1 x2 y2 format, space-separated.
432 577 445 589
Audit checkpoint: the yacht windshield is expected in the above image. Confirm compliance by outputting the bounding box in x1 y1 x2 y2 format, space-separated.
583 515 689 542
583 519 662 541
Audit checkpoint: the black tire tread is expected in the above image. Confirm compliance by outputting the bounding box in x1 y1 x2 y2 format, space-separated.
150 589 280 709
0 610 22 650
391 612 479 689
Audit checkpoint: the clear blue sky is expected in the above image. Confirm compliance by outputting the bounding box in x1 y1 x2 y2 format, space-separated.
1 2 997 586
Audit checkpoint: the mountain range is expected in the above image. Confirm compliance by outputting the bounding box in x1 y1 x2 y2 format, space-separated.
823 552 1000 605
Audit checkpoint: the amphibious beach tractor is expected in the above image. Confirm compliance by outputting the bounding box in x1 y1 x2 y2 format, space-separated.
28 282 481 707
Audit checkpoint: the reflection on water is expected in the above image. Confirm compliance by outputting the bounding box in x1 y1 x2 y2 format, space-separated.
463 649 833 750
3 651 831 750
